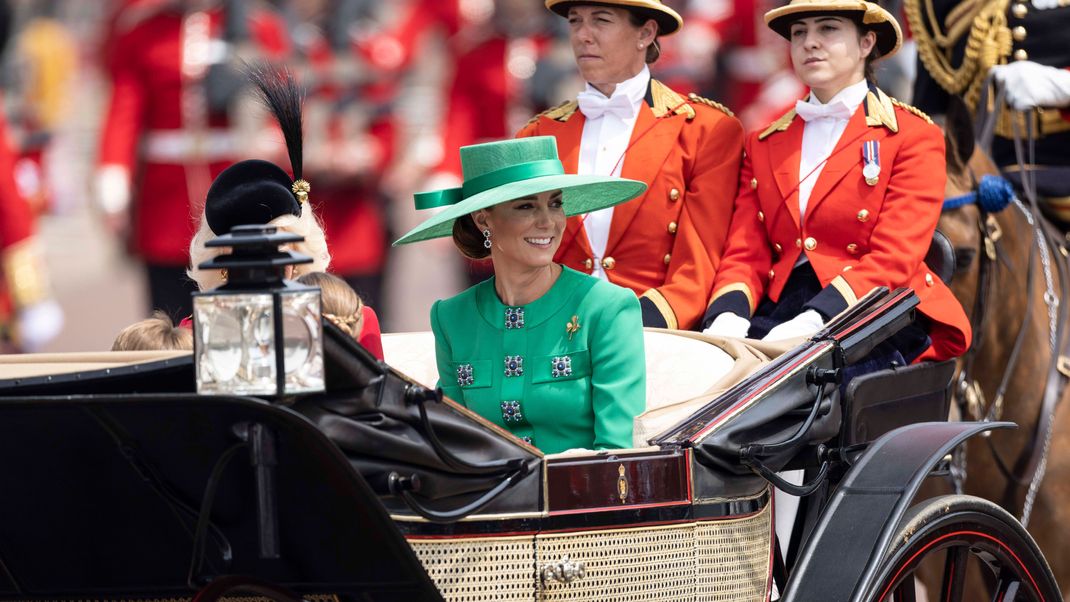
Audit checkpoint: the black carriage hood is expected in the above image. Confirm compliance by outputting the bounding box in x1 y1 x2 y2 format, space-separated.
0 390 441 599
0 322 542 597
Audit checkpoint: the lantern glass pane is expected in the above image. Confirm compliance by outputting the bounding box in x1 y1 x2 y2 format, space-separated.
194 293 277 395
280 290 324 394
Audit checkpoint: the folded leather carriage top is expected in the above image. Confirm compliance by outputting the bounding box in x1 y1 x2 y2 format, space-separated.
0 386 440 599
294 326 545 520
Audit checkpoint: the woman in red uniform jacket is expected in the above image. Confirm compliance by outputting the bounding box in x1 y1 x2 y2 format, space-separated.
703 0 970 363
518 0 744 331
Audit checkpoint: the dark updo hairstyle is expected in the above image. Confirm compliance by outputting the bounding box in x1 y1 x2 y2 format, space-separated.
452 214 492 260
626 8 661 64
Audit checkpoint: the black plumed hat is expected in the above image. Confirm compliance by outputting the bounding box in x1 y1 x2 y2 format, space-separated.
203 66 308 236
204 159 298 236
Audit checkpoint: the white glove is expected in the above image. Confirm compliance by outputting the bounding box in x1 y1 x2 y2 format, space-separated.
16 299 64 352
702 312 752 338
990 62 1070 111
95 164 131 214
762 309 824 342
95 165 132 235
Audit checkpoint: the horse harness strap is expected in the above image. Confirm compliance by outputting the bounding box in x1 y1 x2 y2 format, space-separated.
1009 118 1070 527
957 208 998 422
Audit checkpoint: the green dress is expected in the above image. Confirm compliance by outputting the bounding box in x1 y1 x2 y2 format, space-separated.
431 266 646 453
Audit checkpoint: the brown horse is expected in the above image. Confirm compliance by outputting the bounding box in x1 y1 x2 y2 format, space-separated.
937 116 1070 593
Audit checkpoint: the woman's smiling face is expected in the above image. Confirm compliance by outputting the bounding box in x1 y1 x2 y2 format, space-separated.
474 190 566 271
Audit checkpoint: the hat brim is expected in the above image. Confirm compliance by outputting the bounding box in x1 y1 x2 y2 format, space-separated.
765 3 902 58
546 0 683 35
393 175 647 246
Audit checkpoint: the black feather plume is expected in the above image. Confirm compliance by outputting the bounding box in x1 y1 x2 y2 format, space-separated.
247 64 305 181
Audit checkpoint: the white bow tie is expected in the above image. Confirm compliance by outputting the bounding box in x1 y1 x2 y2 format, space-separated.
795 99 853 122
577 90 637 120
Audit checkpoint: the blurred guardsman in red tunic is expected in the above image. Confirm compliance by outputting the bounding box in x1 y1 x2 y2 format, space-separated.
287 0 395 310
0 111 62 353
95 0 288 319
6 1 77 214
703 0 970 364
518 0 745 331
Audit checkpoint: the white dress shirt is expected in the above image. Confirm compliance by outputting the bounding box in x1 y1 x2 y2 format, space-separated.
797 79 869 220
576 66 650 280
795 79 869 266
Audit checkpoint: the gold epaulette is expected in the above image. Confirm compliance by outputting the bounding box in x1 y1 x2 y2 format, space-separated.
650 79 696 120
758 109 797 140
526 100 578 125
687 93 734 117
1 238 50 308
864 89 899 132
890 98 934 124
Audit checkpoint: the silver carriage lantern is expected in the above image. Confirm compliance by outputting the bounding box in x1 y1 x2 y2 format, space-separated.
192 224 324 397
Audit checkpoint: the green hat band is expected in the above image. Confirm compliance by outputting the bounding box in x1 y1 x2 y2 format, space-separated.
414 159 565 210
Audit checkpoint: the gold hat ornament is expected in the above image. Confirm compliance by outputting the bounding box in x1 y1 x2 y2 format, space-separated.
764 0 903 58
545 0 684 36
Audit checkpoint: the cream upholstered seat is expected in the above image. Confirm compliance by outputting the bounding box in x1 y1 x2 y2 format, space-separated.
0 351 190 380
381 332 440 389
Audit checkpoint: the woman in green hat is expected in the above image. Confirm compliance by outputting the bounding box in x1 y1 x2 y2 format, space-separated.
395 136 648 453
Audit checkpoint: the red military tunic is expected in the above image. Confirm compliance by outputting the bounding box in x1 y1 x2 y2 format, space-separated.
0 112 48 333
296 24 393 281
517 80 744 330
707 87 971 361
97 5 288 266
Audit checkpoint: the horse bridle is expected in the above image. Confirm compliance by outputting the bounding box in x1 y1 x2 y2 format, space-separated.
948 83 1070 527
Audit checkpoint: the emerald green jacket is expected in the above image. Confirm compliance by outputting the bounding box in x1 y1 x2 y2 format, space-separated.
431 266 646 453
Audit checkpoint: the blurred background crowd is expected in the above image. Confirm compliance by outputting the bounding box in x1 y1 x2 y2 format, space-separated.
0 0 919 352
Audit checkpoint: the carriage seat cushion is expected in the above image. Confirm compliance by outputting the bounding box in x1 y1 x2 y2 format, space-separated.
380 330 737 416
925 229 955 285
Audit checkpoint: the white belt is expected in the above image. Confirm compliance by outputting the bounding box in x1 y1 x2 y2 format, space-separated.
142 129 237 163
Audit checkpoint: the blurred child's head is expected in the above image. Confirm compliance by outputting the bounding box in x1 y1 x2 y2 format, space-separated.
111 311 193 352
296 272 364 339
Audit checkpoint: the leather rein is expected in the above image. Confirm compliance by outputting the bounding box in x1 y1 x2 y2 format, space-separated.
944 84 1070 526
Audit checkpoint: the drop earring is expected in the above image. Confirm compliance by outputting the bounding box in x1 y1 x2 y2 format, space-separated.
483 229 492 249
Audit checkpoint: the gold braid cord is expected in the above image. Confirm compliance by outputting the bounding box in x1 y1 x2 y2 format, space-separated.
905 0 1012 111
891 98 935 124
688 92 735 117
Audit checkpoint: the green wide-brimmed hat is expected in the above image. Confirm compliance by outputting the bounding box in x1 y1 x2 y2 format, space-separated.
393 137 647 246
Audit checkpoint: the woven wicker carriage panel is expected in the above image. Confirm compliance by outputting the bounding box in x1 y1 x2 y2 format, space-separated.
536 523 697 601
696 502 773 601
408 535 536 602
